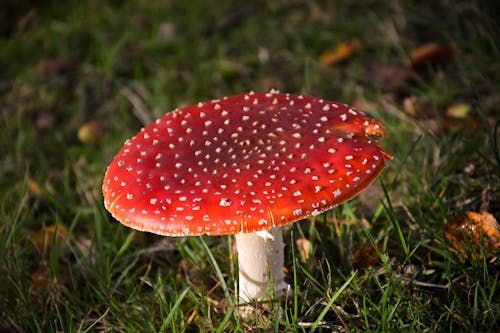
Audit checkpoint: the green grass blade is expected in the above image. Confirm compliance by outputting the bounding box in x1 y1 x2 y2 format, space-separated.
310 271 357 333
159 287 189 333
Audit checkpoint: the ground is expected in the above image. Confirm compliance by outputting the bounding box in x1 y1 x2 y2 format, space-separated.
0 1 499 331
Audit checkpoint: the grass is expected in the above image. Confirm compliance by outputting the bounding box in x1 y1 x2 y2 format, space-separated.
1 0 499 331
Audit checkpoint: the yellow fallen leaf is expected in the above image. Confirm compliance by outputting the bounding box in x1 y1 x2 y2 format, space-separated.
446 103 471 119
319 39 360 66
28 178 42 196
78 120 104 144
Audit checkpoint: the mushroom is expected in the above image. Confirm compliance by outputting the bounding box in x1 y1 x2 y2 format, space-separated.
102 90 392 307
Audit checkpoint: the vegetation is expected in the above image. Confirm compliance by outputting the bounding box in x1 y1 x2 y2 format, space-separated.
1 1 499 331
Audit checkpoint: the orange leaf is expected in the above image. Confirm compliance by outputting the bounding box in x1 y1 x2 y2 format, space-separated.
409 43 454 69
443 211 500 259
31 224 69 252
319 39 360 66
186 308 198 326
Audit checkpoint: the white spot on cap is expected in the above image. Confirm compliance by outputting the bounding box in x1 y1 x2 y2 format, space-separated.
258 219 268 226
219 198 232 207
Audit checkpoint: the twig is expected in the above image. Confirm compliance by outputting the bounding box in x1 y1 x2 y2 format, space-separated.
297 321 345 331
395 274 450 289
120 86 153 126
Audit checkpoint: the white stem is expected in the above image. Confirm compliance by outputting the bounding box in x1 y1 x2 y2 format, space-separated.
235 227 290 304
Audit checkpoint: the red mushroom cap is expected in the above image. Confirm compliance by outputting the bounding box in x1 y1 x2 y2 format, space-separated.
102 90 392 236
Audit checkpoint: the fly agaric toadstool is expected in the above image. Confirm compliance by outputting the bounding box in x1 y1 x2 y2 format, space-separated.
102 90 392 306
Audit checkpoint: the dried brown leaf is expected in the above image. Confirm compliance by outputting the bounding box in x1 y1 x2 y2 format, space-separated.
36 112 55 130
352 244 380 269
403 95 434 119
307 5 325 24
33 58 74 79
296 238 312 261
30 261 51 307
16 9 37 32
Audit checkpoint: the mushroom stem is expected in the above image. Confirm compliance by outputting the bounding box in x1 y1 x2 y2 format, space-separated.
235 227 290 304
